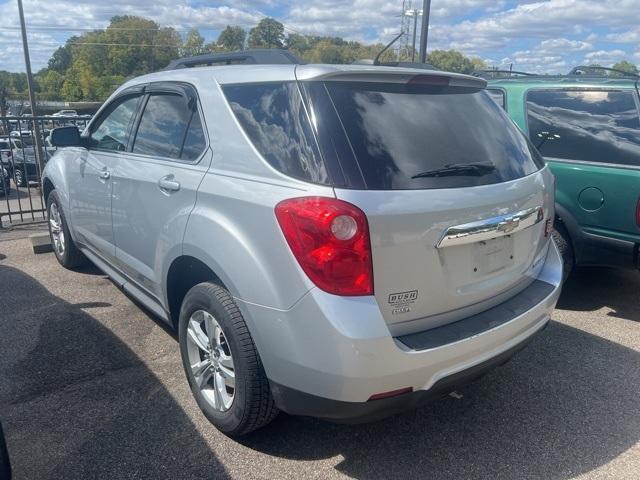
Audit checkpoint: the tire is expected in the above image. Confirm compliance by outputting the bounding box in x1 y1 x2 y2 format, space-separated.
0 421 10 480
46 190 86 268
179 282 278 436
14 168 24 187
552 222 574 282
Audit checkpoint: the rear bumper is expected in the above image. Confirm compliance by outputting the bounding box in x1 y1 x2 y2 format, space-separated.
237 240 563 418
270 327 543 422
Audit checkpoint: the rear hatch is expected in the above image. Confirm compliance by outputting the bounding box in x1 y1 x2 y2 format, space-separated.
299 69 554 335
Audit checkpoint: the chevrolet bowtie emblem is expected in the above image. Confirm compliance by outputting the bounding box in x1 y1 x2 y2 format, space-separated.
497 217 520 234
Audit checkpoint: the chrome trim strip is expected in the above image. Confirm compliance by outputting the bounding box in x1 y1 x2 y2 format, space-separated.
436 206 543 249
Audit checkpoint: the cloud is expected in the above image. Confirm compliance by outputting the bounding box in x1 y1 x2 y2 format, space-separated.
584 49 627 65
0 0 637 74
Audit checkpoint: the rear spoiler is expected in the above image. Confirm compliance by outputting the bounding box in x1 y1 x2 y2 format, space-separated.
295 66 486 89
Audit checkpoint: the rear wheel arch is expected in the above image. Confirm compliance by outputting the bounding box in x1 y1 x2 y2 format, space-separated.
165 255 229 329
554 203 580 253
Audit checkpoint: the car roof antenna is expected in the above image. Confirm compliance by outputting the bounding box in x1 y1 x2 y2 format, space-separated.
374 32 405 66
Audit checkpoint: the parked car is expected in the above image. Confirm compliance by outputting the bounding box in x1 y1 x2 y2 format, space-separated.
7 137 54 187
51 109 78 117
485 67 640 277
0 137 12 173
43 50 562 436
0 166 10 196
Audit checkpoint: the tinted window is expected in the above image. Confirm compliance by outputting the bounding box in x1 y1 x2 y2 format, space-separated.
180 111 206 161
487 88 505 109
322 82 542 190
0 141 9 149
527 89 640 165
133 94 194 159
90 95 141 151
223 82 329 184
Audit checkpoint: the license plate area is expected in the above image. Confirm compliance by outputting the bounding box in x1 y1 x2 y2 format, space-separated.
471 235 514 276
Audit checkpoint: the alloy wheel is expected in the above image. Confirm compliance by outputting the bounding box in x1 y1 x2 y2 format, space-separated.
49 202 66 256
186 309 236 412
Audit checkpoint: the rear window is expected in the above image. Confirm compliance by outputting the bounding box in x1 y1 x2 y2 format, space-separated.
526 89 640 166
322 81 542 189
224 80 542 190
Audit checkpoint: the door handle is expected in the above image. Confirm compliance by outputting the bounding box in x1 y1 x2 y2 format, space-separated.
158 175 180 192
99 168 110 180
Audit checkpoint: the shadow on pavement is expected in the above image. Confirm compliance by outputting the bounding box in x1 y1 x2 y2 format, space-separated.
558 267 640 321
243 320 640 478
0 264 228 480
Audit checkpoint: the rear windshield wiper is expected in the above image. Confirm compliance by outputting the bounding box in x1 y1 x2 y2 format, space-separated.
411 163 496 179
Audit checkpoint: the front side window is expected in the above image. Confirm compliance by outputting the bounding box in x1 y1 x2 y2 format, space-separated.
526 89 640 166
132 93 204 160
90 95 141 152
223 82 329 184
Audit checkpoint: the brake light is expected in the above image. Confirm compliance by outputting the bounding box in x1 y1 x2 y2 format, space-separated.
275 197 373 296
408 74 450 86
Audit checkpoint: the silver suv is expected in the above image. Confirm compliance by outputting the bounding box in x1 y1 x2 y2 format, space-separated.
43 50 562 436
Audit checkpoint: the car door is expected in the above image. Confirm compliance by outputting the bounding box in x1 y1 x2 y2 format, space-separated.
68 90 143 262
526 88 640 243
111 82 210 300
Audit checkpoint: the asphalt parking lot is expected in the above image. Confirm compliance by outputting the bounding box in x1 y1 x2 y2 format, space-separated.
0 227 639 479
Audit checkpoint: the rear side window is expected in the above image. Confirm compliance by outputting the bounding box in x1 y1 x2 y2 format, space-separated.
321 81 542 190
487 88 505 109
90 95 141 152
0 141 9 149
133 93 205 160
223 82 329 185
526 89 640 166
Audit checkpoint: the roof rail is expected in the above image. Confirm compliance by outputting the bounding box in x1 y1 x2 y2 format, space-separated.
164 49 304 70
568 65 639 79
472 69 534 79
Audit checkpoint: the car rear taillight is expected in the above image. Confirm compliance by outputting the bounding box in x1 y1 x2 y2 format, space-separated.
275 197 373 296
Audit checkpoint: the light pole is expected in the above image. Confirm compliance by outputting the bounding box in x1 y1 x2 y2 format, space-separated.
418 0 432 63
17 0 45 174
404 9 422 62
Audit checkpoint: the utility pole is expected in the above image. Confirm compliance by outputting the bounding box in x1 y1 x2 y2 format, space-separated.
418 0 432 63
404 9 422 62
17 0 45 174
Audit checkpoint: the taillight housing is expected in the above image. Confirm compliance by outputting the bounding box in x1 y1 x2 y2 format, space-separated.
275 197 373 296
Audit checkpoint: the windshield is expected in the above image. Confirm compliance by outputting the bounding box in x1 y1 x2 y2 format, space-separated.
319 81 543 189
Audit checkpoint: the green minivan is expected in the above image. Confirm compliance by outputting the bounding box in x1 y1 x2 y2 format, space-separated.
485 68 640 277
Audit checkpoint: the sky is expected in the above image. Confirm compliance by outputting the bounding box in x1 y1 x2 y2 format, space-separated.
0 0 638 73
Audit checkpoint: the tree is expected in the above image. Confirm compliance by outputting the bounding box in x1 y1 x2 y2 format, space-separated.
182 28 206 57
60 65 83 101
48 41 74 74
286 33 311 57
612 60 638 75
36 70 65 100
217 26 246 51
426 50 475 74
248 18 285 48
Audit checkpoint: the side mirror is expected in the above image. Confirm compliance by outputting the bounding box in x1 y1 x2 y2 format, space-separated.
50 126 82 148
